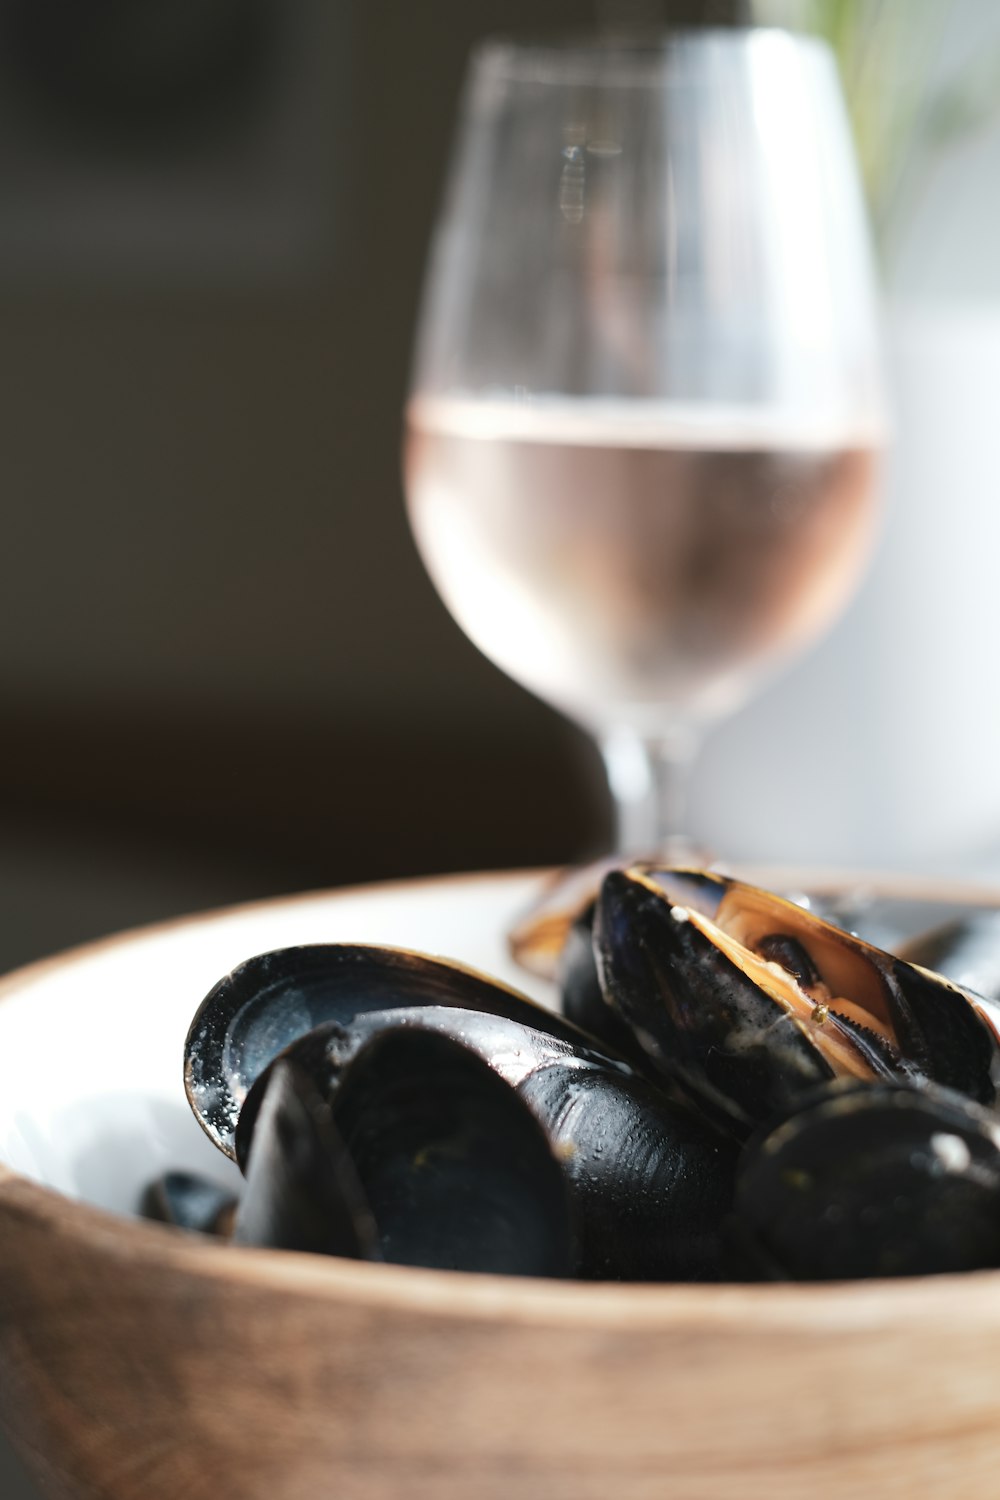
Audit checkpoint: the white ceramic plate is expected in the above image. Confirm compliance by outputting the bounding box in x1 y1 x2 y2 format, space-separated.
2 867 998 1220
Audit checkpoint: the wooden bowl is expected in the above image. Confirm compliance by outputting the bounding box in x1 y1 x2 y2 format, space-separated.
3 870 1000 1500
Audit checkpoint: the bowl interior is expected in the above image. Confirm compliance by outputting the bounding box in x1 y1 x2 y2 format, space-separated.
0 867 993 1219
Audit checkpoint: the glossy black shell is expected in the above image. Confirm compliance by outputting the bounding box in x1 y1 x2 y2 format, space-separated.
236 1006 739 1281
186 943 626 1159
235 1034 574 1277
732 1082 1000 1280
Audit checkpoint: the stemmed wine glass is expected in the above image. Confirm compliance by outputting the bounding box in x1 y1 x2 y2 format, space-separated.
404 29 884 859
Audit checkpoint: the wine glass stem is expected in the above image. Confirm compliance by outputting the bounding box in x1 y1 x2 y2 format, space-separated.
599 725 701 860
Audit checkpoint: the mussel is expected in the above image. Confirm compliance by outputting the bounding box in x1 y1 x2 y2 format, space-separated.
508 857 630 979
232 1058 381 1261
141 1172 237 1237
593 868 1000 1137
184 943 738 1281
185 943 618 1160
170 869 1000 1286
558 902 654 1072
235 1013 737 1280
731 1080 1000 1280
234 1033 574 1277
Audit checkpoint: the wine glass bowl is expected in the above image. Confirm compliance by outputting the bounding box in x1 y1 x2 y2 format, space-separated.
405 30 884 856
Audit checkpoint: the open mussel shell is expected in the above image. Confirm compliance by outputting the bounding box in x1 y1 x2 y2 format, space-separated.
232 1004 611 1169
645 874 1000 1105
236 1006 739 1281
595 870 843 1136
185 943 624 1160
236 1029 574 1277
595 868 999 1137
732 1082 1000 1281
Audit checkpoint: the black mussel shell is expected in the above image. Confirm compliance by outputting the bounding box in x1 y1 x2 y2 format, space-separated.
517 1065 737 1281
509 863 725 983
236 1006 739 1282
595 869 999 1137
732 1082 1000 1281
508 856 633 979
594 870 839 1137
712 875 998 1105
641 868 731 917
186 943 628 1160
331 1027 574 1277
558 903 651 1072
886 955 998 1103
141 1171 237 1237
232 1059 381 1261
232 1004 625 1170
235 1030 573 1276
897 912 1000 1006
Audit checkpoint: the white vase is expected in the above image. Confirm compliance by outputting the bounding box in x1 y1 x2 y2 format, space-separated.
691 305 1000 873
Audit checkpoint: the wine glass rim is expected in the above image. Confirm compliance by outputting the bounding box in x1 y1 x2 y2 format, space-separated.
469 27 832 86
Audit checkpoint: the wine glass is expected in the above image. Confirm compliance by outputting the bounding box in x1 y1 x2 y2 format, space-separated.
404 29 884 860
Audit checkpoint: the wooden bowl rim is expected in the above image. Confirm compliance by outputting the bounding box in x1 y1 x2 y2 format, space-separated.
4 863 1000 1332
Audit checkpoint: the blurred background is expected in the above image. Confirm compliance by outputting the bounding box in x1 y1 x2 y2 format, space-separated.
0 0 749 984
0 0 998 1494
0 0 998 968
0 0 997 966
